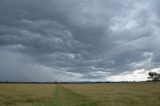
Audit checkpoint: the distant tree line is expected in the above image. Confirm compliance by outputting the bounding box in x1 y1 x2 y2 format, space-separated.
148 72 160 82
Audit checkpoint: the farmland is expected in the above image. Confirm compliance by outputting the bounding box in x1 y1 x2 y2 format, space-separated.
0 83 160 106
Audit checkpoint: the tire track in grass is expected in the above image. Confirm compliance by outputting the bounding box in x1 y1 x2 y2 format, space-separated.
52 85 97 106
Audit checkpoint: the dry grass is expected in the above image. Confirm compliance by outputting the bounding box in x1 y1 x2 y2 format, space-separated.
0 84 55 106
61 83 160 106
0 83 160 106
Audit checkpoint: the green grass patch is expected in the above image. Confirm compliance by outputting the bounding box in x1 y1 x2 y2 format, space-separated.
52 85 97 106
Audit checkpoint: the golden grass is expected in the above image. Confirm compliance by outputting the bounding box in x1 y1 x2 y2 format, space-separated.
61 83 160 106
0 84 55 106
0 83 160 106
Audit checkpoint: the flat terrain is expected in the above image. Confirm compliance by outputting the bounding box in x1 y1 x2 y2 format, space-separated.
0 84 54 106
0 83 160 106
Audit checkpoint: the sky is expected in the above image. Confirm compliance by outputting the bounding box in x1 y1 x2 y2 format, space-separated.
0 0 160 82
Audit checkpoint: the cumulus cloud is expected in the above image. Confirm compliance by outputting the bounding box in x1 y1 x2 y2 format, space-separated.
0 0 160 81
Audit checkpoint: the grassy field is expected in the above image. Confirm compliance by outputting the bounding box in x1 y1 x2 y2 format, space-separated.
0 84 54 106
62 83 160 106
0 83 160 106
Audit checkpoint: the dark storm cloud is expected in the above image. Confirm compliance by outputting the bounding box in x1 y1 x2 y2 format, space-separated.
0 0 160 81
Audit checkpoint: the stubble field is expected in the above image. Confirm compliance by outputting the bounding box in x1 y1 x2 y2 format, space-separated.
0 83 160 106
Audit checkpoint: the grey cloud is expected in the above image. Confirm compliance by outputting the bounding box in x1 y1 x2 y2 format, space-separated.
0 0 160 81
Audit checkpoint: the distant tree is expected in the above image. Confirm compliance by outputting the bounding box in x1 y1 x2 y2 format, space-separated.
148 72 160 82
